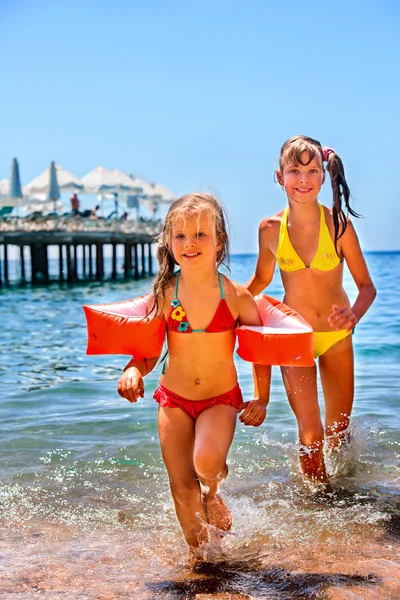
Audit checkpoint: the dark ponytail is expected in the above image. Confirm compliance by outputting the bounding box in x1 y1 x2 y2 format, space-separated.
325 151 360 252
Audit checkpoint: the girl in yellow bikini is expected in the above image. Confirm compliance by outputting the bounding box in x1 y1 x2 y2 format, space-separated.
247 135 376 484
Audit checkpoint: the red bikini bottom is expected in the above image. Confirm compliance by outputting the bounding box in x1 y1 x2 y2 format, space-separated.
153 383 243 420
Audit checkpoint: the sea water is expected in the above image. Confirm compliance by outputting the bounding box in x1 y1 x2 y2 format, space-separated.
0 253 399 599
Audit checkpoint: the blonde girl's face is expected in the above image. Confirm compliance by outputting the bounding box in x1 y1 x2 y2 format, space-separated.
276 150 325 203
170 210 222 267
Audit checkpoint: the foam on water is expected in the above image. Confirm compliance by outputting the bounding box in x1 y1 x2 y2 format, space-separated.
1 417 399 598
1 253 400 597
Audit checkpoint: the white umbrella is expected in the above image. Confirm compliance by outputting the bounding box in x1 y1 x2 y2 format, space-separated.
110 169 143 194
81 166 139 194
151 183 177 203
24 163 83 196
129 175 176 204
129 175 160 199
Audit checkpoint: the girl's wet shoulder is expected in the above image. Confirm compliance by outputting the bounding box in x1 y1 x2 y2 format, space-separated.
222 276 251 301
259 212 283 232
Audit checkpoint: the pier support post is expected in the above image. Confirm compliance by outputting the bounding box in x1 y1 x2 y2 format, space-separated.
66 244 74 282
141 243 146 275
148 243 153 276
73 245 79 280
88 245 93 278
133 244 139 279
112 243 117 279
3 244 9 283
20 246 26 281
95 243 104 279
58 245 64 281
30 244 37 284
124 243 131 278
82 245 86 278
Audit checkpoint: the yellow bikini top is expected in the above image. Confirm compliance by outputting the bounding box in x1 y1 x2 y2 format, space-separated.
276 203 343 272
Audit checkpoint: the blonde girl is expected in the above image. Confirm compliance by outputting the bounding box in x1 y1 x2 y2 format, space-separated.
118 193 270 556
247 136 376 483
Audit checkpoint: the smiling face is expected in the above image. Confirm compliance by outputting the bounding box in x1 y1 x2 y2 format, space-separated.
277 150 325 203
170 209 222 268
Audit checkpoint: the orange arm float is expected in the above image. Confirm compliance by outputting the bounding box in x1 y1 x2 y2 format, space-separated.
236 295 314 366
83 295 166 358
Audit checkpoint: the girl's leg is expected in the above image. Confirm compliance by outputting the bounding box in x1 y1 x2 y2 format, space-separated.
280 365 326 482
194 405 237 530
158 406 208 549
319 334 354 450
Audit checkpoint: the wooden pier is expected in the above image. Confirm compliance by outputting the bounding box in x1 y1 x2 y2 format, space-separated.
0 217 161 285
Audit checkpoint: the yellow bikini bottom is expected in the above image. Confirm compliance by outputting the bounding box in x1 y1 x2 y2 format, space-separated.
313 329 352 359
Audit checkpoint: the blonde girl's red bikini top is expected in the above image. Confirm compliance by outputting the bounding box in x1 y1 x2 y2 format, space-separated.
167 272 236 333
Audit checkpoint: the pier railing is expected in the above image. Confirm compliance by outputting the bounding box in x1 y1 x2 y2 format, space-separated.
0 216 162 285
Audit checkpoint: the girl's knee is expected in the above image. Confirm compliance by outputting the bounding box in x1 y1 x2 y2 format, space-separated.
169 477 199 505
193 448 226 481
298 423 324 448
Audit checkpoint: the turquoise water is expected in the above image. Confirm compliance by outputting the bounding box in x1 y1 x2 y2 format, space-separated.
1 253 399 599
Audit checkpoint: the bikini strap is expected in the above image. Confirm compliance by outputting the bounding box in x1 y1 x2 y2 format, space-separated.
218 272 225 299
174 272 179 297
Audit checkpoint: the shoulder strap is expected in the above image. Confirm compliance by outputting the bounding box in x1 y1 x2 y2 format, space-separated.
318 202 325 224
174 272 179 297
218 272 225 299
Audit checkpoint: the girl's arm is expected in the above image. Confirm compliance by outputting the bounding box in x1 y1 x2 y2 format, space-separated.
238 363 271 427
328 221 377 331
246 219 276 296
236 287 271 426
117 356 160 403
117 293 167 403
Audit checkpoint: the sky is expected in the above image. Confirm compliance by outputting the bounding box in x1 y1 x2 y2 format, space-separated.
0 0 399 252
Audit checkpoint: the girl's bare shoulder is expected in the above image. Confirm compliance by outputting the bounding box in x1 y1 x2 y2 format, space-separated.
222 275 255 304
259 211 284 235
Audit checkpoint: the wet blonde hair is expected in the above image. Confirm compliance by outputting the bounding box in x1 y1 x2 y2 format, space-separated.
278 135 360 250
151 193 230 315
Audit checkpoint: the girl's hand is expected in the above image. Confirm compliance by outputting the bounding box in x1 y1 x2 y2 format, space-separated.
237 399 267 427
117 367 144 403
328 304 358 332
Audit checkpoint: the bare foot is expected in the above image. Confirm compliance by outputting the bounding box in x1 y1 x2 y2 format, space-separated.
203 494 232 531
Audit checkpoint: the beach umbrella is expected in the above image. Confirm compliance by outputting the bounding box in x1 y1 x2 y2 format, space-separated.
110 169 144 194
128 175 160 199
48 161 60 213
151 183 177 203
129 176 176 213
134 180 176 218
81 166 143 194
24 163 83 196
9 158 23 199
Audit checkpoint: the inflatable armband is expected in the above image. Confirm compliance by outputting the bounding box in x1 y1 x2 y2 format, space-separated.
236 295 314 366
83 295 166 358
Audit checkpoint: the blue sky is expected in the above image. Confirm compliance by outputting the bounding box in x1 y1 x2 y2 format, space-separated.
1 0 399 252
